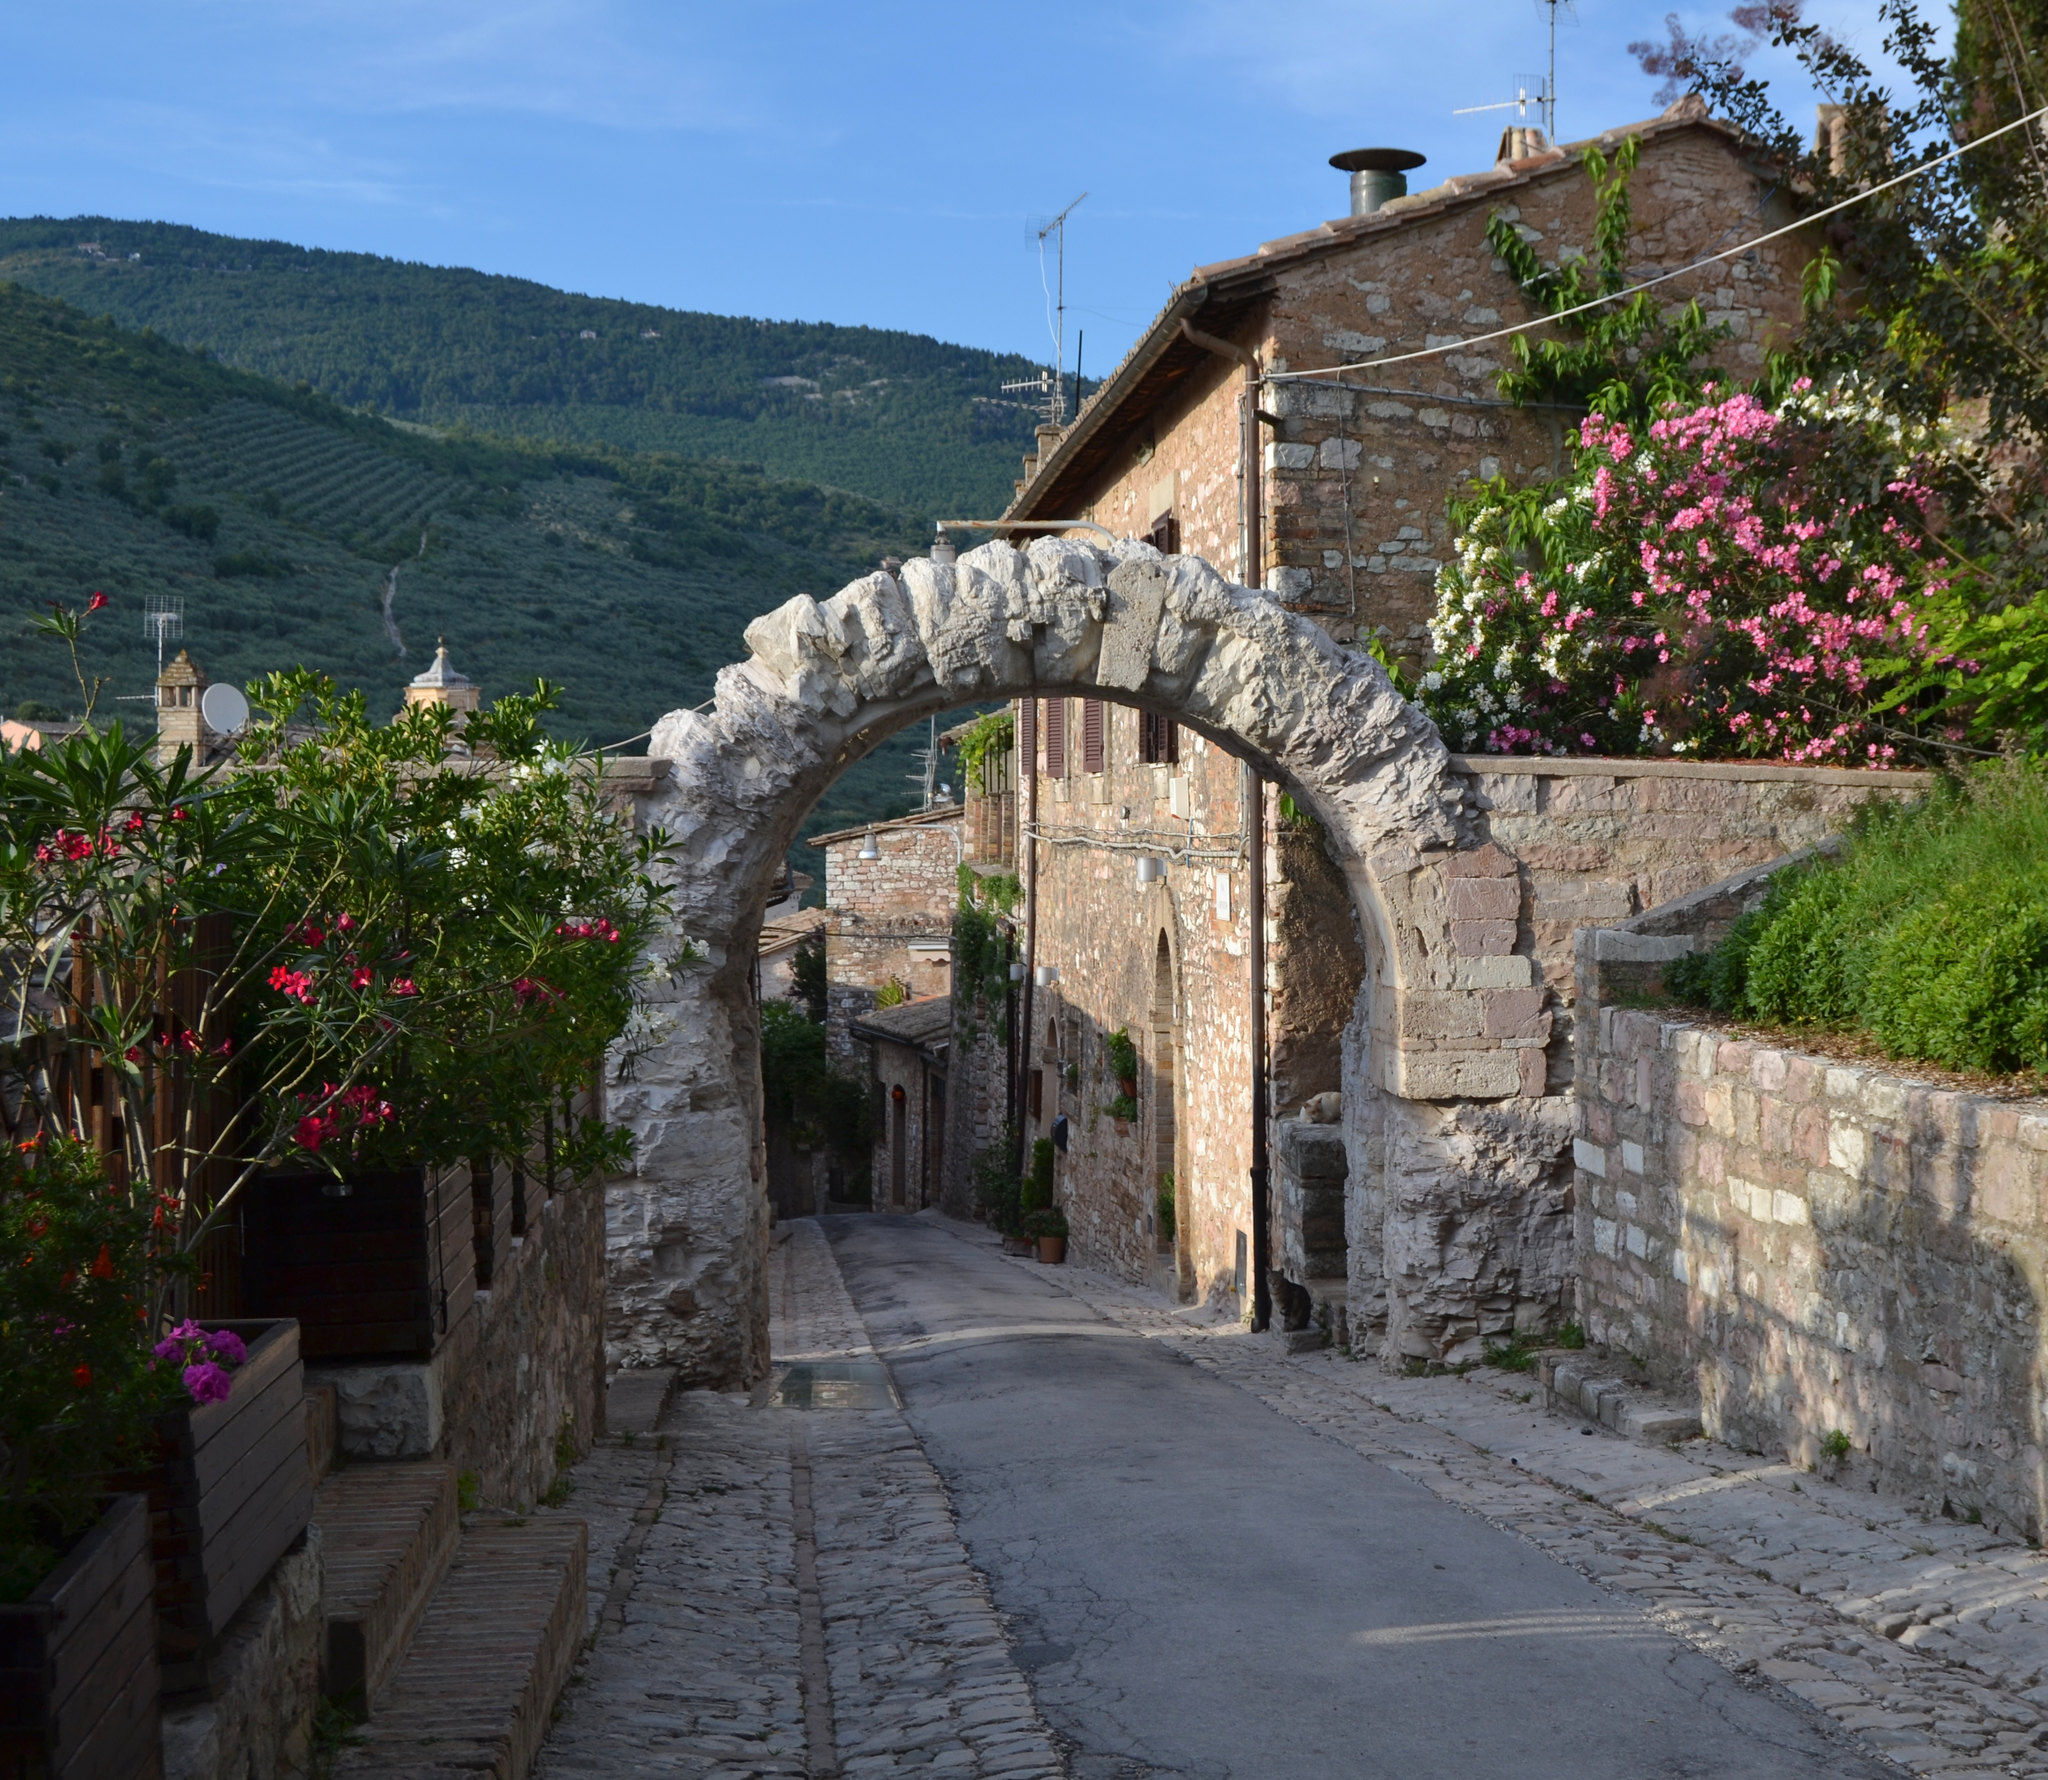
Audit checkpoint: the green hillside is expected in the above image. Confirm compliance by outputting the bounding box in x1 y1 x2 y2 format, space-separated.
0 218 1048 516
0 282 935 856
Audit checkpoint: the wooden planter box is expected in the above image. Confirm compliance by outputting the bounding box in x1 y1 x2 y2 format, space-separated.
241 1168 473 1362
147 1320 313 1696
0 1493 162 1780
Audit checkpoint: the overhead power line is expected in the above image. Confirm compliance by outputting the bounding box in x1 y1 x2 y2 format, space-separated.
1267 101 2048 385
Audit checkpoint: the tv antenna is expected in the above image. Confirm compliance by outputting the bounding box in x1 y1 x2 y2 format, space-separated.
143 595 184 676
1014 192 1087 426
1452 2 1573 142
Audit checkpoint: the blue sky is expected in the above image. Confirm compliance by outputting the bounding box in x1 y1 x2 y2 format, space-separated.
3 2 1908 372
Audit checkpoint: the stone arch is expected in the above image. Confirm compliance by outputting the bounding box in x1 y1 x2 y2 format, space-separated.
609 537 1516 1384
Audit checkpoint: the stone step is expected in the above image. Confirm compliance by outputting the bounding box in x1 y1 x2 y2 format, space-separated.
333 1515 587 1780
313 1461 459 1717
1538 1354 1702 1444
603 1366 675 1437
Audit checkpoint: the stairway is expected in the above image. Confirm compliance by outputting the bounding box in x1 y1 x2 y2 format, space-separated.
311 1464 586 1780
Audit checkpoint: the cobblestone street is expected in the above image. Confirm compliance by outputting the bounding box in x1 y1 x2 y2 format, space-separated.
535 1221 1062 1779
528 1211 2048 1778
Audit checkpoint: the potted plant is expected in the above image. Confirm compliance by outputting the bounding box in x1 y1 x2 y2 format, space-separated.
1014 1137 1057 1256
1104 1028 1139 1103
1024 1205 1068 1265
1 1136 175 1778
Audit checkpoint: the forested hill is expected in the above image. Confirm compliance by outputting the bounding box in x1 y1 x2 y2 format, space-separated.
0 282 931 846
0 217 1047 517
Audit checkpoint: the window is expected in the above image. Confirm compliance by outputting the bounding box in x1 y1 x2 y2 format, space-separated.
1045 697 1067 778
1149 512 1180 555
1082 698 1105 774
1139 712 1179 765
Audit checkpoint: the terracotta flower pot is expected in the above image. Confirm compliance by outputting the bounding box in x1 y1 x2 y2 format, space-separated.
1116 1076 1137 1101
1037 1236 1067 1264
0 1493 161 1780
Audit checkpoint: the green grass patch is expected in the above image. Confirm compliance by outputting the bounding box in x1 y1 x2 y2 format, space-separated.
1667 763 2048 1074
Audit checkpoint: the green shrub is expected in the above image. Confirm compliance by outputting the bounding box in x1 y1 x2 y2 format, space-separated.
1103 1027 1138 1083
1156 1172 1176 1243
971 1127 1022 1233
1021 1137 1055 1214
162 502 220 543
1666 765 2048 1073
1022 1205 1068 1239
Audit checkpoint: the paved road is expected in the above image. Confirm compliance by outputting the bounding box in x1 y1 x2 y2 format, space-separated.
828 1214 1893 1780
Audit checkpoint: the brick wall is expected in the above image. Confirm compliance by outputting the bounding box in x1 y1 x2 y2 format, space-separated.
820 817 959 1060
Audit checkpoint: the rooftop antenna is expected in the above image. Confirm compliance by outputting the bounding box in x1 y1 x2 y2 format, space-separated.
143 595 184 676
1452 2 1573 143
1016 192 1087 425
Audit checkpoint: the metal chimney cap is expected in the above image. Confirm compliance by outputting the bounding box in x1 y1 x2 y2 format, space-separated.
1329 148 1426 174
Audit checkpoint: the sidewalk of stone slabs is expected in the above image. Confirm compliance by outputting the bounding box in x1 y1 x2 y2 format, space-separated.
934 1213 2048 1780
534 1222 1064 1780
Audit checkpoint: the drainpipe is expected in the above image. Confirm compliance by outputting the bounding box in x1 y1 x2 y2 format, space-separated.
1182 317 1274 1332
1013 701 1039 1181
1246 762 1270 1333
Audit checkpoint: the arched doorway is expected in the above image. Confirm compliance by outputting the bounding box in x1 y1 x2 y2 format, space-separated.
605 537 1524 1385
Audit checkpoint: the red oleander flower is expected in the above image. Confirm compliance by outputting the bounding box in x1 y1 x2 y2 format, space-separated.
86 591 108 612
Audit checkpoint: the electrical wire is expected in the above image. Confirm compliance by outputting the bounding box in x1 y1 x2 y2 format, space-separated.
1268 101 2048 385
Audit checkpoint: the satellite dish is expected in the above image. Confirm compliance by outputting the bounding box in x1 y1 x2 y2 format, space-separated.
200 683 250 737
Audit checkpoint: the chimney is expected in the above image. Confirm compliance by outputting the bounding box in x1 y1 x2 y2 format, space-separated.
1495 124 1551 164
155 649 207 766
1329 148 1426 217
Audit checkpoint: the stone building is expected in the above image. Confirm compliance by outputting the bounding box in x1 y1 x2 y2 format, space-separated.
811 807 961 1062
849 996 952 1213
1002 96 1811 665
924 101 1834 1348
402 638 482 721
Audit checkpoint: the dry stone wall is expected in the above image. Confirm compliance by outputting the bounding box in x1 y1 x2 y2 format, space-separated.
1574 862 2048 1538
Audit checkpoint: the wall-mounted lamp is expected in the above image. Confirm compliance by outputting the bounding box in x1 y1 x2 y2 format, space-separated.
858 829 881 861
1135 856 1165 884
1034 964 1060 988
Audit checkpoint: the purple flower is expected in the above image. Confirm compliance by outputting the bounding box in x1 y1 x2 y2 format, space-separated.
182 1361 233 1405
154 1317 203 1362
203 1328 247 1367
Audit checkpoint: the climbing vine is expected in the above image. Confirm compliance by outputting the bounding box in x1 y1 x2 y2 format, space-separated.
955 710 1015 793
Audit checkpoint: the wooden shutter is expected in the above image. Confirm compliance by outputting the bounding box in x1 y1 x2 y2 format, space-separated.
1045 698 1067 778
1139 712 1180 765
1018 698 1036 779
1082 698 1105 774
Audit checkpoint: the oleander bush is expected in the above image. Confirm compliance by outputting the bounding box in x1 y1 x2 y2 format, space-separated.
1667 763 2048 1072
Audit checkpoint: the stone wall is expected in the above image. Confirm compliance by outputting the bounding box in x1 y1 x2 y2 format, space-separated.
312 1159 606 1512
1343 757 1928 1363
1581 998 2048 1540
442 1172 607 1511
1573 858 2048 1539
